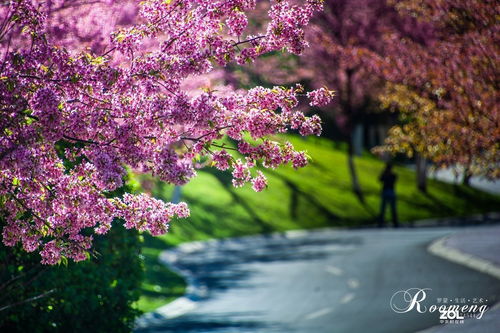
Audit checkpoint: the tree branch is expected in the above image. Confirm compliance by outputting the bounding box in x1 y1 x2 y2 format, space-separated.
0 288 56 312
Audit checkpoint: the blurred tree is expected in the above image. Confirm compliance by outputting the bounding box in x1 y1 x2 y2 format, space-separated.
379 0 499 185
298 0 432 198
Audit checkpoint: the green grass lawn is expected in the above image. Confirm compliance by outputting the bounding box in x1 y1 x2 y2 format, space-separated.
133 135 500 312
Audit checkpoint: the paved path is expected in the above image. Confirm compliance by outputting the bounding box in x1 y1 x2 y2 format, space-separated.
428 168 500 195
136 226 500 333
421 224 500 333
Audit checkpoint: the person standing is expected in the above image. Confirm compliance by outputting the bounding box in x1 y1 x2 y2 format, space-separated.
379 162 399 228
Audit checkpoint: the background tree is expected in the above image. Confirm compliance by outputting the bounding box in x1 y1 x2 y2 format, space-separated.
379 0 499 186
245 0 432 198
303 0 390 200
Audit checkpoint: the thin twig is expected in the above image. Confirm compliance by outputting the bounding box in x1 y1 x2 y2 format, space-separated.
0 288 56 312
231 35 266 47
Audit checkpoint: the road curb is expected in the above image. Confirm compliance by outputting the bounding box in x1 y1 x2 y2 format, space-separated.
134 241 213 330
420 231 500 333
428 235 500 281
413 212 500 228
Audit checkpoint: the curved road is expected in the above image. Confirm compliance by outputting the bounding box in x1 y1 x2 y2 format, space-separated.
136 227 500 333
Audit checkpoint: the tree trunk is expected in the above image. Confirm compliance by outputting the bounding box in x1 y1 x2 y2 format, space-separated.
343 69 364 203
463 168 472 186
367 125 376 149
416 153 427 193
377 124 388 146
348 140 364 203
171 186 182 203
352 123 364 156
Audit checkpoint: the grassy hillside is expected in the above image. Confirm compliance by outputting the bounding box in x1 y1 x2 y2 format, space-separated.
134 135 500 312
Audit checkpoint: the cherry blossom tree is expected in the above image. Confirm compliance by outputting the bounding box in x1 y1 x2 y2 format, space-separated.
378 0 499 186
291 0 431 199
0 0 333 265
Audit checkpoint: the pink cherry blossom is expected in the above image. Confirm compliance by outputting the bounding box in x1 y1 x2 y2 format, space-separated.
0 0 332 264
251 171 268 192
307 87 336 106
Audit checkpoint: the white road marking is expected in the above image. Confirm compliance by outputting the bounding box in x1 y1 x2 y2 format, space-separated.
340 292 355 304
325 265 343 276
304 307 334 320
347 278 360 289
284 230 309 239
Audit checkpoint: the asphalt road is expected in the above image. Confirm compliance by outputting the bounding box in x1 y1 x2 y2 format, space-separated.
136 227 500 333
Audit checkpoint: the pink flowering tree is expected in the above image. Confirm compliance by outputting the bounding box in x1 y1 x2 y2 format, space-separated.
379 0 499 185
0 0 333 265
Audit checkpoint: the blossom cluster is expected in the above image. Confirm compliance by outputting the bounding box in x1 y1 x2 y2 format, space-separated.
307 87 336 107
0 0 331 264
